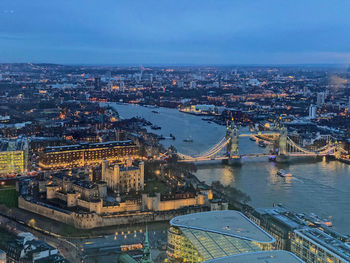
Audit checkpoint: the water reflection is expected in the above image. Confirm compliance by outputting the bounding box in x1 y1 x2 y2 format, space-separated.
107 102 350 234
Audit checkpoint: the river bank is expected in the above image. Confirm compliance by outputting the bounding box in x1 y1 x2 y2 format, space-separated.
106 102 350 235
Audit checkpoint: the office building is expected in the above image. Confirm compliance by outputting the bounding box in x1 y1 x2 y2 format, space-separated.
177 81 184 88
39 140 139 169
248 207 305 251
308 104 317 119
303 86 309 96
167 210 275 263
291 228 350 263
0 249 5 263
0 138 28 175
94 77 101 89
190 81 196 89
317 92 325 106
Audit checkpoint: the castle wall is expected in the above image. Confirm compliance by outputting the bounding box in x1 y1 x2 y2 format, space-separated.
18 197 74 225
101 200 141 214
142 194 206 211
18 196 210 229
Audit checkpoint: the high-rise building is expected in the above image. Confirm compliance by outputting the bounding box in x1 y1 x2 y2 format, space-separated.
303 86 309 96
94 77 101 89
190 81 196 89
167 210 275 263
120 81 125 92
316 92 325 106
308 104 317 119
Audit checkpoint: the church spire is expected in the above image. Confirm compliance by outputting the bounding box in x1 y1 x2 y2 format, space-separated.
141 225 153 263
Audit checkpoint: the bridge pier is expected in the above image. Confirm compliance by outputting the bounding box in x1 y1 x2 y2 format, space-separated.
276 154 321 163
228 157 242 166
275 154 289 163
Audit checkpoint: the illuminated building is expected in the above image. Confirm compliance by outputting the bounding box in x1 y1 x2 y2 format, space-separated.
0 138 28 175
291 228 350 263
39 140 139 169
190 81 196 89
0 249 5 263
167 210 275 263
102 160 144 193
309 104 317 119
317 92 325 106
203 250 304 263
247 207 304 251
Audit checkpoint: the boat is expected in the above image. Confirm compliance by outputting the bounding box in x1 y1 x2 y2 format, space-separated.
249 137 256 142
170 133 176 140
151 110 159 114
268 156 276 162
277 169 292 177
258 141 267 148
150 125 161 130
309 213 333 227
183 138 193 143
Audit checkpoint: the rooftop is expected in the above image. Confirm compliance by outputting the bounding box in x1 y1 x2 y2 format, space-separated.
44 140 135 152
170 210 274 243
204 251 304 263
295 228 350 261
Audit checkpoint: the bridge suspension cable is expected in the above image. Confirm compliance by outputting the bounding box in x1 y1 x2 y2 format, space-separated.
197 137 228 157
177 136 230 161
286 137 315 154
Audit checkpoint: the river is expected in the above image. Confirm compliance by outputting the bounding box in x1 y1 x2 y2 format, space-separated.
105 103 350 235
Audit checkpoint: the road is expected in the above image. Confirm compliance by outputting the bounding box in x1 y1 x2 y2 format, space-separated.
0 212 82 263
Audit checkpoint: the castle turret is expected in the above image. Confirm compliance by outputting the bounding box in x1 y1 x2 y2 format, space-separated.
46 185 56 199
139 161 144 190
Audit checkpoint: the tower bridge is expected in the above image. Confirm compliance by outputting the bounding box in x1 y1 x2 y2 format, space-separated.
173 124 347 164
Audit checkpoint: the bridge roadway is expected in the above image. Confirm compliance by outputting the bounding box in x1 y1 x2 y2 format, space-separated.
177 152 333 163
178 153 273 162
239 132 279 137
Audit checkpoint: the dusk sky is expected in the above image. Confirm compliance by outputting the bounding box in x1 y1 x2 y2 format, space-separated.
1 0 350 65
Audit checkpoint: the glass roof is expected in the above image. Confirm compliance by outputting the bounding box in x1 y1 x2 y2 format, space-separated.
180 227 262 261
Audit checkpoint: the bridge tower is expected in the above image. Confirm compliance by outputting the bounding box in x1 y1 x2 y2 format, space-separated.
226 123 241 165
278 126 288 155
276 126 289 163
230 124 239 157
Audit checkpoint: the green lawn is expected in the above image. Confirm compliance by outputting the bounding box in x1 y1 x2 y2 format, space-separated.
0 185 18 208
144 180 170 195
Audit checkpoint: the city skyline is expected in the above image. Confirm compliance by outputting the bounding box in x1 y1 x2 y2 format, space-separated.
1 0 350 65
1 1 350 262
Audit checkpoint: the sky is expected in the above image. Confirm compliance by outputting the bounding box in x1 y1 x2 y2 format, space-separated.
1 0 350 65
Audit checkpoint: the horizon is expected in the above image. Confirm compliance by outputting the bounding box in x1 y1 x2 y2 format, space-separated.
2 62 349 68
